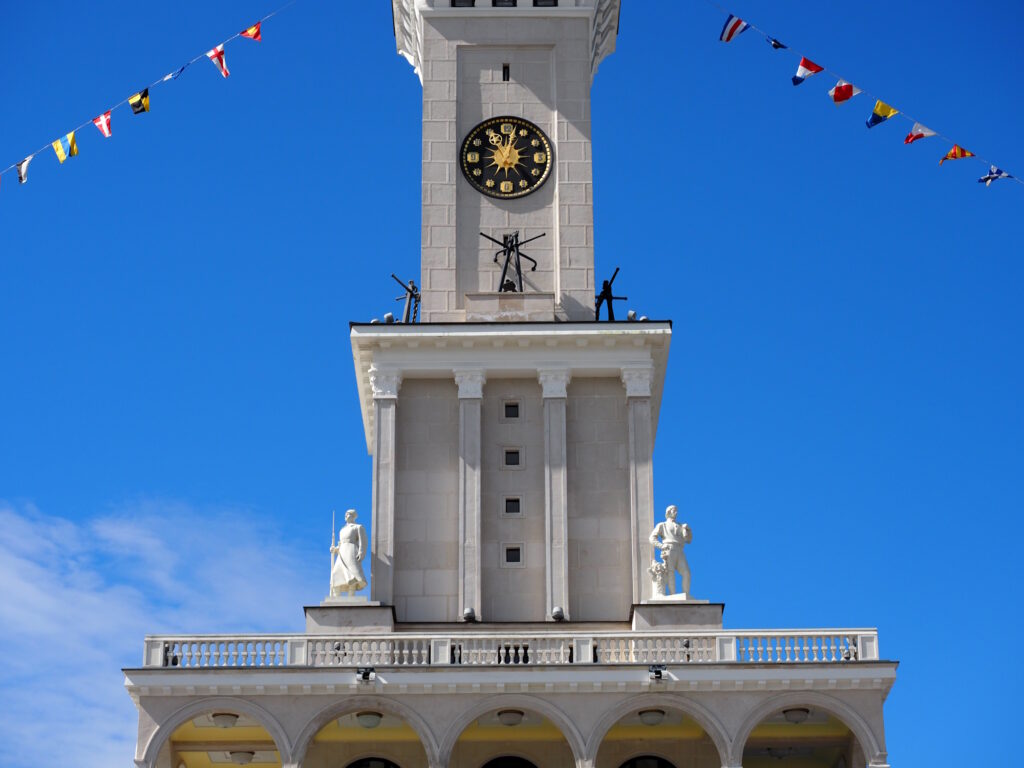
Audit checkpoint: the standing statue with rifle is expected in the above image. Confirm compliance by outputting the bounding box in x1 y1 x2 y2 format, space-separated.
595 267 627 321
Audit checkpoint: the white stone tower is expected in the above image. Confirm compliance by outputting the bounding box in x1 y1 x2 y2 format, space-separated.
352 0 672 622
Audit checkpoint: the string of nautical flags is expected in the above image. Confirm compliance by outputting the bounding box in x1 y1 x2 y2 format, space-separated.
714 5 1021 188
1 2 295 190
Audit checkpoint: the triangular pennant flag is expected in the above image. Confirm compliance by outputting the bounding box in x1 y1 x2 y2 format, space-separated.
129 88 150 114
940 144 974 165
978 165 1012 186
792 57 823 85
903 122 936 144
766 36 787 49
17 156 32 183
207 44 230 77
828 80 861 105
162 65 187 82
51 132 78 164
865 100 898 128
93 111 112 138
241 22 262 41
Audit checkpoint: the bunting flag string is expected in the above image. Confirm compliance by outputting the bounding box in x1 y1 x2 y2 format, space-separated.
0 0 297 191
706 2 1022 188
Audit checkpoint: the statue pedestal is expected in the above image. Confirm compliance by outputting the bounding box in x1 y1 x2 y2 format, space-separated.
648 593 706 603
305 602 395 634
631 601 724 631
321 595 379 606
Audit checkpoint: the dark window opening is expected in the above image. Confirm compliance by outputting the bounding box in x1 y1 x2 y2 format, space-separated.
493 0 517 6
504 401 519 418
451 0 476 6
504 497 521 515
502 63 510 82
534 0 558 5
505 546 522 564
504 449 521 466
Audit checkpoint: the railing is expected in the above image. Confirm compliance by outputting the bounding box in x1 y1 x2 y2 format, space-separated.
143 629 879 669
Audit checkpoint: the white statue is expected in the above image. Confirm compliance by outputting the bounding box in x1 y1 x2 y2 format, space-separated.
330 509 368 596
649 504 692 597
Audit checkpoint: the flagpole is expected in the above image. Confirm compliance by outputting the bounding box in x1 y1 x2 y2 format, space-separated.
329 509 336 597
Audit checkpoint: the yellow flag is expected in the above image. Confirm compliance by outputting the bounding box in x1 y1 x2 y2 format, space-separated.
52 131 78 164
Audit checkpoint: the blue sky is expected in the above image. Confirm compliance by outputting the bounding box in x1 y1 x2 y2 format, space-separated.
1 1 1021 765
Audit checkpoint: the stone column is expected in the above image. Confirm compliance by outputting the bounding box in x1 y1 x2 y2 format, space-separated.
539 367 571 620
369 365 401 605
622 365 655 604
454 368 486 620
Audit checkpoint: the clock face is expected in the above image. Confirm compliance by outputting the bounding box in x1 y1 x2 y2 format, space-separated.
459 116 554 199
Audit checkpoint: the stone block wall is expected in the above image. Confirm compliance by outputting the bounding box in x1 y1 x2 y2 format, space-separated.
394 379 460 621
420 15 596 321
480 378 546 621
566 377 631 620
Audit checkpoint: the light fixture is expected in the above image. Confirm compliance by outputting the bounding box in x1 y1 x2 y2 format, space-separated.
228 752 255 765
356 711 383 729
463 607 477 622
648 664 666 681
497 709 525 726
211 712 239 729
551 606 565 621
356 667 375 683
782 707 810 724
638 709 666 726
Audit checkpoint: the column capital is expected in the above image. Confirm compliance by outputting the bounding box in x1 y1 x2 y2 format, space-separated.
538 367 571 398
368 366 402 399
453 368 486 399
620 365 653 398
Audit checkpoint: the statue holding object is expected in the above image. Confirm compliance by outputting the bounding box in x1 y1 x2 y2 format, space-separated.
330 509 368 596
649 504 692 598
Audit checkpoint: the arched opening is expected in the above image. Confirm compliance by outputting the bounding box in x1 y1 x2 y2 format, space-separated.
448 706 578 768
344 759 403 768
742 707 867 768
304 711 429 768
618 758 676 768
158 709 283 768
481 758 539 768
593 707 720 768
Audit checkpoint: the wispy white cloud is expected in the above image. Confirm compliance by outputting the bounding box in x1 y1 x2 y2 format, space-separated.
0 500 322 768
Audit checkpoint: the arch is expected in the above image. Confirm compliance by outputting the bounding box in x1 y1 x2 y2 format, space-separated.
344 759 402 768
139 696 293 768
438 694 587 767
584 693 731 766
730 691 885 767
292 694 442 767
617 757 678 768
480 758 539 768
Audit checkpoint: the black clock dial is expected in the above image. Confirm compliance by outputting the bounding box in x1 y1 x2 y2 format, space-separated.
459 116 554 199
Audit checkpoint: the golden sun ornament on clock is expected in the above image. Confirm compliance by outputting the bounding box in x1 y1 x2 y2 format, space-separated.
460 116 553 199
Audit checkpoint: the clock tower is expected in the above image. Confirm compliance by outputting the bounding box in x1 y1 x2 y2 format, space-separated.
394 0 620 321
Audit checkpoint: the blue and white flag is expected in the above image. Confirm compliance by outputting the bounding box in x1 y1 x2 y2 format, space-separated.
978 165 1012 186
720 15 749 42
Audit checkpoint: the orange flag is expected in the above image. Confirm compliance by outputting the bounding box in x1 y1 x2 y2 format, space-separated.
241 22 261 41
939 145 974 165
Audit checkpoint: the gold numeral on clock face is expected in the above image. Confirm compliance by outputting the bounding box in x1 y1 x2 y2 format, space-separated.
467 152 480 163
500 181 514 193
500 123 514 135
519 180 529 188
485 179 495 188
473 168 482 176
533 152 547 164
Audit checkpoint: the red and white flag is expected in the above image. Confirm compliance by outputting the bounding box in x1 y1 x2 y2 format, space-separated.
827 80 861 104
791 57 823 86
93 110 112 137
207 44 230 78
903 122 936 145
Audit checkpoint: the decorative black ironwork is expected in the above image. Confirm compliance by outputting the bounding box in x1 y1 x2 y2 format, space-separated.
391 273 420 323
595 266 627 321
480 231 545 293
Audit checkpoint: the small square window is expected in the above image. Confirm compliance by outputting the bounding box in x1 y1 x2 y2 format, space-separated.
534 0 558 5
451 0 475 6
503 449 521 467
504 497 521 516
504 401 520 419
492 0 517 6
504 545 522 564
